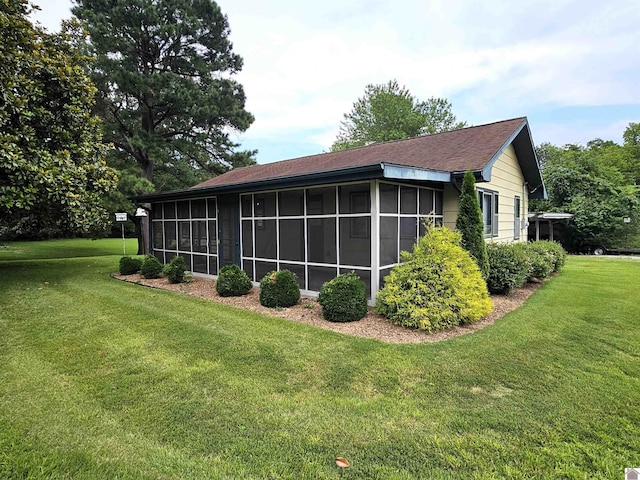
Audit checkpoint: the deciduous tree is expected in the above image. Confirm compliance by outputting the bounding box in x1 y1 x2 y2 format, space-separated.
0 0 117 238
533 137 640 251
331 80 466 151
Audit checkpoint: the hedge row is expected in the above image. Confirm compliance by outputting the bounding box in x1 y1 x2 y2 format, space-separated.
486 240 567 294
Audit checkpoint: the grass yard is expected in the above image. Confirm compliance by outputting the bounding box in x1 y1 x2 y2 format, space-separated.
1 241 639 479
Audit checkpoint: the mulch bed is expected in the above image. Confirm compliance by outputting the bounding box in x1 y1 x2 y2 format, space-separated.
112 273 543 344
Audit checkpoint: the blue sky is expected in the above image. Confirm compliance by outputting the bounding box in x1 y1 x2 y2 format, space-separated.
31 0 639 165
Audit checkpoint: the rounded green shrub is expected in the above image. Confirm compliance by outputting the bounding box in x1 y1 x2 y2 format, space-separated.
519 243 554 281
140 255 163 279
259 270 300 308
530 240 566 272
119 256 142 275
216 264 252 297
376 226 492 332
163 255 186 284
486 243 530 294
318 272 367 322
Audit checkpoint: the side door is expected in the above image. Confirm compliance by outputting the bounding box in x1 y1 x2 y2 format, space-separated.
217 194 240 268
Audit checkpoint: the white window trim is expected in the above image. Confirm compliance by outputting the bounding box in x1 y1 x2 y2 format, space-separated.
478 188 499 238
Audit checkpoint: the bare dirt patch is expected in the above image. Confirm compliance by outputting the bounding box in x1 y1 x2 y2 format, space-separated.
112 273 543 344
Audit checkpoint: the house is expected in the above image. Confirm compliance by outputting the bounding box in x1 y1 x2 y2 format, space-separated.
136 117 546 302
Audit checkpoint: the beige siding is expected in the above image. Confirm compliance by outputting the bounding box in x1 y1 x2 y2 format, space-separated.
443 184 460 230
442 144 529 244
482 145 528 243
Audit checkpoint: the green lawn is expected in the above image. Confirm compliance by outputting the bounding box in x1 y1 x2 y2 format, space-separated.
1 242 639 479
0 237 139 261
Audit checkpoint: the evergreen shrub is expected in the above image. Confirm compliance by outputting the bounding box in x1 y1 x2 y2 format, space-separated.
259 270 300 308
163 255 186 284
486 243 530 294
119 256 142 275
140 255 163 279
376 226 492 332
318 272 367 322
216 264 252 297
455 171 489 278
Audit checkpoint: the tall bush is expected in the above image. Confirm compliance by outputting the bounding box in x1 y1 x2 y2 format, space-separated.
456 171 489 278
259 270 300 308
318 272 368 322
376 226 492 332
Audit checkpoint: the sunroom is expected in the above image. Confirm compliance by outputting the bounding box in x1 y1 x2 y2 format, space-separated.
136 117 546 303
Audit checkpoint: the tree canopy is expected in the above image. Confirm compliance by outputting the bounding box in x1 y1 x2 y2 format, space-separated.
331 80 466 151
0 0 117 238
72 0 256 192
532 127 640 251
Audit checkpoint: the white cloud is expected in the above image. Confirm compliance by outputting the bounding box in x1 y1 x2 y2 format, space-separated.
27 0 640 159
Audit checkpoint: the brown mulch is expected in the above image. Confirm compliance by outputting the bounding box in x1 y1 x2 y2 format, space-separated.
112 273 543 344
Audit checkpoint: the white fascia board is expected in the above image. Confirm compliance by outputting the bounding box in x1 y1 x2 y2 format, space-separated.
381 163 451 183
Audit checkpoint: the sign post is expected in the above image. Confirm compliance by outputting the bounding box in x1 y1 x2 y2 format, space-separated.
115 212 128 255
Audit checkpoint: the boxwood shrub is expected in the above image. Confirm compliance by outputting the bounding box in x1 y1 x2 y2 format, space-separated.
119 256 142 275
318 272 367 322
376 226 492 332
486 243 530 294
216 264 252 297
163 255 186 284
259 270 300 308
140 255 163 279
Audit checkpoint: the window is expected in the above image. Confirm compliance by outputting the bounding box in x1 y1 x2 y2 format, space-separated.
514 196 521 240
478 189 499 237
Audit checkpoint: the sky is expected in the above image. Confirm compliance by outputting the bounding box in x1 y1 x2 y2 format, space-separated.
30 0 640 165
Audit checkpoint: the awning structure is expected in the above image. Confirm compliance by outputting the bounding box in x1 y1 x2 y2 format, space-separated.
528 212 574 241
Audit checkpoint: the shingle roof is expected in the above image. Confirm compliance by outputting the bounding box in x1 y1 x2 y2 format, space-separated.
195 117 528 189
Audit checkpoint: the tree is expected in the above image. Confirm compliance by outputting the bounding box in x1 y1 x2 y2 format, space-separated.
71 0 256 191
456 171 489 278
0 0 117 238
533 139 640 251
331 79 466 151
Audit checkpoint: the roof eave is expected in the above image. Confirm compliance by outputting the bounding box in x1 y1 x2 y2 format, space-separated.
478 118 547 199
133 164 385 203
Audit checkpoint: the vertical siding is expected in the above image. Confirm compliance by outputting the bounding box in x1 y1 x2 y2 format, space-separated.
482 145 528 243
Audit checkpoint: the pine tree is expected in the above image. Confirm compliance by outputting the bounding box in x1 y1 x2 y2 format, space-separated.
72 0 256 191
